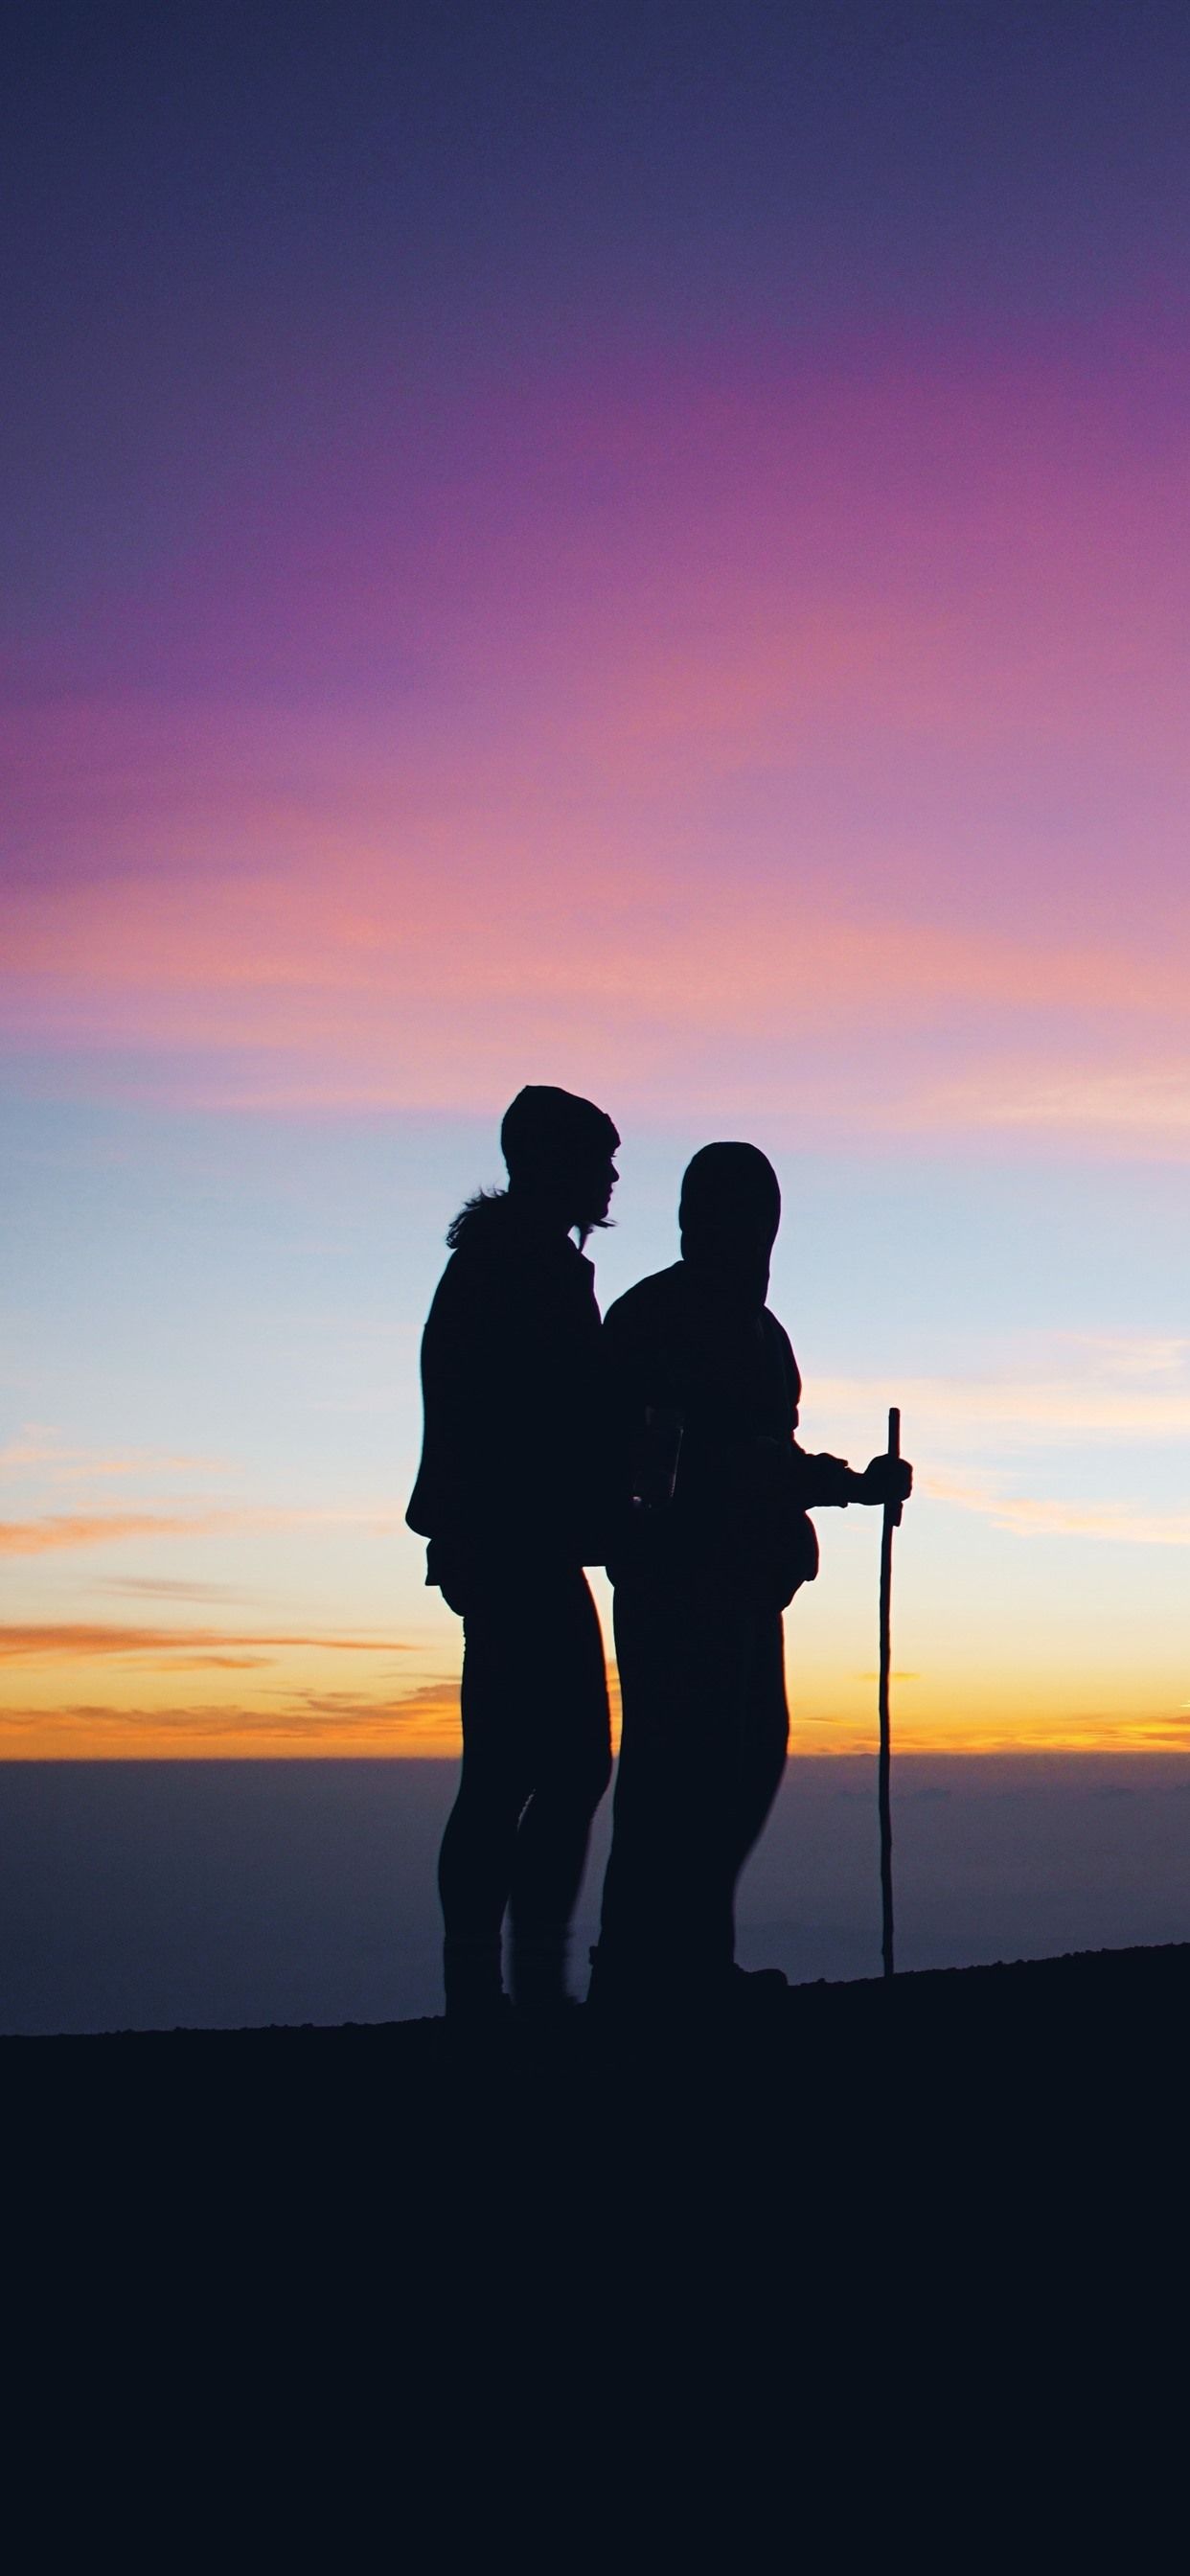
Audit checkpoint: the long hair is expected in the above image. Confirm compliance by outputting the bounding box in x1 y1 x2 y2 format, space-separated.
446 1187 506 1249
445 1186 612 1252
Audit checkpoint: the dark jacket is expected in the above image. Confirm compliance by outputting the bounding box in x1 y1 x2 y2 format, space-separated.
406 1196 615 1592
604 1261 854 1606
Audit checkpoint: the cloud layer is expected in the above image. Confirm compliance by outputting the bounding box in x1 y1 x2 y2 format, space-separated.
6 346 1189 1152
0 1623 411 1666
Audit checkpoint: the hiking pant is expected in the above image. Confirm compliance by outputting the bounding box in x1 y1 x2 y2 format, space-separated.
438 1569 612 2005
595 1579 789 1993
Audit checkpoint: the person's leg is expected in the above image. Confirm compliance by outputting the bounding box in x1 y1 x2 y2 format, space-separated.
716 1612 790 1977
509 1573 611 2008
437 1594 534 2013
590 1584 673 1997
593 1583 748 2003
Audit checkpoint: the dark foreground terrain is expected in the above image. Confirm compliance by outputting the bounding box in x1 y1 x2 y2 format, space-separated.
9 1946 1185 2549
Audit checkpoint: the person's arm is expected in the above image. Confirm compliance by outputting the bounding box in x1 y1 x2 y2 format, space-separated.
775 1324 912 1511
405 1262 492 1609
405 1266 473 1535
791 1442 913 1510
601 1295 651 1523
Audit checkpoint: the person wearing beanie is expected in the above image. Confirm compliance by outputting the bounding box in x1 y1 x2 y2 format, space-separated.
588 1141 912 2012
407 1087 621 2017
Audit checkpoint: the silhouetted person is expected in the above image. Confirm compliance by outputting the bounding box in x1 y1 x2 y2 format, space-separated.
589 1142 912 2011
407 1087 620 2017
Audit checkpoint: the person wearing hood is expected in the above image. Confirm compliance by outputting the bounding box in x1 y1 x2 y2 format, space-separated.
407 1086 621 2017
589 1141 912 2011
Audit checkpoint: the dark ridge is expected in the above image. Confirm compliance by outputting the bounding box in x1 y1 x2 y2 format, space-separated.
11 1944 1179 2529
9 1932 1190 2051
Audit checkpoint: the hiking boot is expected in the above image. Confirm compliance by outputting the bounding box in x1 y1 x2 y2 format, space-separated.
443 1935 506 2021
510 1929 572 2014
721 1965 790 2012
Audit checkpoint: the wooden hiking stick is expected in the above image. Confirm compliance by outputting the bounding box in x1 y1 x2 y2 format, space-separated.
878 1406 902 1981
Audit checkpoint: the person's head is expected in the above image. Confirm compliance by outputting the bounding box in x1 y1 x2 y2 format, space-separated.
678 1142 781 1306
501 1085 620 1241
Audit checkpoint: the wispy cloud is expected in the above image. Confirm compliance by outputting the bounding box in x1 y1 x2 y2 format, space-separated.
925 1474 1190 1548
282 1680 460 1729
836 1710 1190 1756
100 1577 260 1602
6 834 1189 1141
810 1347 1190 1445
1 1514 233 1556
0 1428 227 1479
0 1680 462 1755
801 1350 1190 1543
1 1429 73 1469
0 1623 413 1665
5 1688 1189 1760
934 1064 1190 1145
5 334 1189 1157
0 1504 405 1555
1071 1336 1190 1379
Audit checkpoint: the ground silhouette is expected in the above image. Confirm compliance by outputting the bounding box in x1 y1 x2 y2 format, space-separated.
8 1946 1177 2545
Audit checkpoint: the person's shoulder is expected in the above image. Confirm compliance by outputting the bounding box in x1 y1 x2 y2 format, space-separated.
762 1302 794 1351
422 1246 481 1341
446 1194 513 1261
423 1200 514 1327
763 1306 801 1391
605 1264 683 1335
559 1237 601 1315
439 1197 537 1304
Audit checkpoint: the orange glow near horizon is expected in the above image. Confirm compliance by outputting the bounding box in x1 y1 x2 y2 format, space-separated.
4 1330 1188 1760
3 1642 1187 1760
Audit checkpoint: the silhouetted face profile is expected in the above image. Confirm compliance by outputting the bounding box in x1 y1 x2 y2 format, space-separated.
678 1142 781 1312
569 1148 619 1232
501 1085 620 1240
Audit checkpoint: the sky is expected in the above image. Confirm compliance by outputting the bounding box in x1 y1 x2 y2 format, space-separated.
3 0 1188 1760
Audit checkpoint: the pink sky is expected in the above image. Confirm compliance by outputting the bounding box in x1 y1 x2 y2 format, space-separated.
4 7 1190 1775
6 343 1188 1154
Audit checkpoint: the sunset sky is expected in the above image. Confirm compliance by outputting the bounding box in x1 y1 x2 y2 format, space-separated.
4 0 1188 1758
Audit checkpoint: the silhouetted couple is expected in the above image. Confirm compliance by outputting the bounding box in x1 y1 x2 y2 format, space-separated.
407 1085 912 2019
